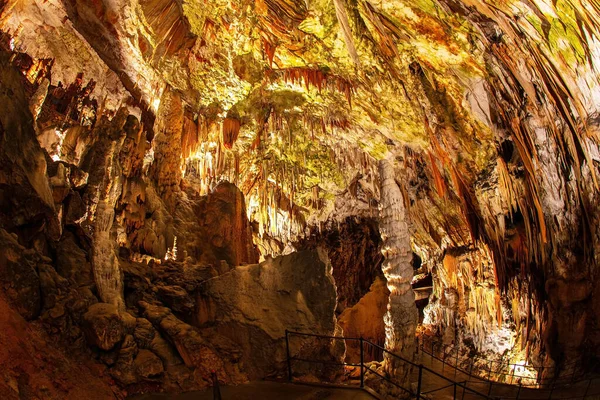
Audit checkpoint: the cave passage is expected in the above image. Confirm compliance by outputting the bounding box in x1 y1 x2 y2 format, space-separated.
1 0 600 399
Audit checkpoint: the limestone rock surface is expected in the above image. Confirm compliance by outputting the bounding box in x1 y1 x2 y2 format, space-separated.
338 277 389 363
196 249 342 379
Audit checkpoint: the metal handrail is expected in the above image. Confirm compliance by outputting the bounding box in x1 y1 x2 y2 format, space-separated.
286 330 493 399
420 337 599 389
285 330 599 399
419 339 599 399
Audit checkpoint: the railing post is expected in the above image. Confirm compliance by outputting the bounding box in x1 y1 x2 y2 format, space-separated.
571 360 577 384
468 358 474 382
516 383 522 399
453 382 457 400
285 330 292 382
431 341 434 363
360 337 365 388
509 364 516 385
488 360 492 379
583 378 592 398
416 365 423 400
454 346 459 379
211 370 222 400
488 381 493 397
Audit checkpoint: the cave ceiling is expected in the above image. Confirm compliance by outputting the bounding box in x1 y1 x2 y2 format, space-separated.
2 0 600 256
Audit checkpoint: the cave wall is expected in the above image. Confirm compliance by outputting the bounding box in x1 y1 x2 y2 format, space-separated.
296 216 383 313
2 0 600 391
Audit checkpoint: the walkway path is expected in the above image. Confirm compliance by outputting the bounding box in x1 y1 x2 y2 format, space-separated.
132 381 376 400
410 354 600 399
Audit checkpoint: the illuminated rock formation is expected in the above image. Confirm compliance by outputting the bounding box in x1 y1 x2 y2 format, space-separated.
378 159 418 389
196 249 341 380
1 0 600 397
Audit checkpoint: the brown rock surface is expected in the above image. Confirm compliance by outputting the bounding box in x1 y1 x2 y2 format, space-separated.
0 294 118 399
338 277 389 363
140 301 231 385
0 229 42 320
175 182 258 267
82 303 126 351
196 249 342 380
134 349 164 378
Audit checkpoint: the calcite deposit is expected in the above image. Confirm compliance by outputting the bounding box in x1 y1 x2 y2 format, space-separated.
1 0 600 398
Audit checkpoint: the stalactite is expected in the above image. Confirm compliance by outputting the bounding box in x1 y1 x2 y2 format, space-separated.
222 117 241 149
378 159 417 392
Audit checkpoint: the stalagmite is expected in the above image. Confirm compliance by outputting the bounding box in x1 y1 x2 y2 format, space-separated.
378 159 418 390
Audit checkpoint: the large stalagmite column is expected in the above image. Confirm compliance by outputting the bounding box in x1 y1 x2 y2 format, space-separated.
378 159 418 388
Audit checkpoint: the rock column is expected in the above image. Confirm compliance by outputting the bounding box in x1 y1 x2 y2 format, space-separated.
378 159 417 389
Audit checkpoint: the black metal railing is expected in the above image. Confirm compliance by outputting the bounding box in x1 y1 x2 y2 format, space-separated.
418 337 600 399
286 330 493 399
285 330 600 399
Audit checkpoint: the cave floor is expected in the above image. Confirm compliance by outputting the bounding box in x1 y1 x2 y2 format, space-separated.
133 381 376 399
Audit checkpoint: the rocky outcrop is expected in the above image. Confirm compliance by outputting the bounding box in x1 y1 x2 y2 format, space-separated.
134 349 164 379
338 277 389 363
82 303 126 351
296 216 383 313
0 51 59 244
140 302 229 382
175 182 258 267
0 229 43 320
0 295 118 400
196 249 342 380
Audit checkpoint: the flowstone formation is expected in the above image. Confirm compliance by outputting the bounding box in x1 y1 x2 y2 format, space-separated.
1 0 600 398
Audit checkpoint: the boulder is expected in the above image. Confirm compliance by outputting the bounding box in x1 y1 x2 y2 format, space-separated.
196 249 342 379
134 317 156 349
110 334 139 385
157 285 194 315
140 302 226 381
82 303 125 350
134 349 164 378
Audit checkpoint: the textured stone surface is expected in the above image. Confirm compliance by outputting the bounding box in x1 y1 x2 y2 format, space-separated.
140 301 231 384
338 277 389 362
378 159 417 393
196 249 342 380
175 182 258 267
0 229 42 320
296 216 383 312
135 349 164 378
0 295 118 400
82 303 126 351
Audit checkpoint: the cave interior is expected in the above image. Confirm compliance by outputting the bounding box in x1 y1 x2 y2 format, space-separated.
1 0 600 398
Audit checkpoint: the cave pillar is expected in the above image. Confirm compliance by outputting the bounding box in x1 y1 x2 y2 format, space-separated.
149 87 184 211
378 159 418 387
92 200 124 309
85 111 129 310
